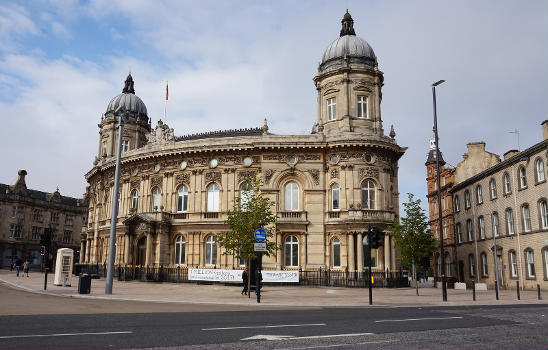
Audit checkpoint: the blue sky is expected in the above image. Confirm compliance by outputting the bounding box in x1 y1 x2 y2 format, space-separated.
1 0 547 211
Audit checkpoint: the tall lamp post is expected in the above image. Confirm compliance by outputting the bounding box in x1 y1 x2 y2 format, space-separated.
105 106 128 295
432 79 447 302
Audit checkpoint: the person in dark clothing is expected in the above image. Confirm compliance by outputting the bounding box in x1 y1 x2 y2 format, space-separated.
241 269 248 296
254 268 263 295
15 258 23 277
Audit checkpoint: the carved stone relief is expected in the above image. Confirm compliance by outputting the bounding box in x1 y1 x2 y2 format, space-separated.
359 167 379 180
204 171 221 183
130 180 140 190
237 170 256 183
306 169 320 185
150 176 163 188
175 173 190 185
330 169 339 179
264 169 276 184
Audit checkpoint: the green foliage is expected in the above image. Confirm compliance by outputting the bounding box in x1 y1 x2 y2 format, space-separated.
389 193 438 271
218 172 277 263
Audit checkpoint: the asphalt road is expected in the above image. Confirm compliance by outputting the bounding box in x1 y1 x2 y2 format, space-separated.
0 285 546 350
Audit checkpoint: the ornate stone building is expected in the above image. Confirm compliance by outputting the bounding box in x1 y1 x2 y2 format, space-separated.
0 170 87 267
81 12 406 273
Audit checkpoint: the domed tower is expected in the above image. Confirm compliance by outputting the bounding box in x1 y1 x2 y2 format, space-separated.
97 74 151 158
313 11 384 135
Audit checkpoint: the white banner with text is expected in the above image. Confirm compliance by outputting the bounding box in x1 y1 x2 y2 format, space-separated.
188 269 299 283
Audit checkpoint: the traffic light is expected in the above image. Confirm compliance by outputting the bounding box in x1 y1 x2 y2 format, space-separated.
40 227 52 248
368 226 385 249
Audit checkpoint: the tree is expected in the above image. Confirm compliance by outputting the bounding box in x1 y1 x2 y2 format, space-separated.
218 172 277 295
389 193 438 296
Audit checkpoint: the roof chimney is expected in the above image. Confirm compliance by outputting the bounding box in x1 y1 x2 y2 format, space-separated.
503 149 519 160
542 120 548 140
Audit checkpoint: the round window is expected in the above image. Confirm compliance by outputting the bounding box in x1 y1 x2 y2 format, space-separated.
330 155 339 165
243 157 253 167
364 154 373 163
180 161 187 170
132 167 139 176
287 155 297 166
154 163 161 172
209 159 218 168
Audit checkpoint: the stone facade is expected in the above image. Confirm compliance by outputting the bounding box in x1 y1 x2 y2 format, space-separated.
0 170 87 267
450 122 548 290
81 12 406 274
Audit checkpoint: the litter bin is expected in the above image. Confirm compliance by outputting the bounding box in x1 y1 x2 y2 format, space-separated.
78 274 91 294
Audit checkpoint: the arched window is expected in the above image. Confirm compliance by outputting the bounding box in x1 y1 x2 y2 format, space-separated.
466 219 473 241
478 216 485 239
503 172 511 194
363 235 377 268
492 212 500 237
543 247 548 280
464 190 471 209
205 235 217 266
525 249 535 278
509 250 518 277
454 196 460 212
284 182 299 211
177 185 189 212
456 223 462 243
489 179 497 199
207 183 220 212
519 167 527 188
174 235 185 265
332 238 341 268
476 185 483 204
152 187 162 211
284 235 299 267
331 184 340 211
522 204 531 232
536 158 545 182
468 254 475 277
445 255 452 277
361 180 376 209
539 200 548 229
481 252 488 277
506 208 515 235
131 190 139 210
240 183 253 209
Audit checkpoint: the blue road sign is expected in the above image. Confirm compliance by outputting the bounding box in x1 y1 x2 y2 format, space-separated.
254 228 267 243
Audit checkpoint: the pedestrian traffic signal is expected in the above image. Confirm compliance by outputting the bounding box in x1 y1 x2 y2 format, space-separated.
368 226 385 249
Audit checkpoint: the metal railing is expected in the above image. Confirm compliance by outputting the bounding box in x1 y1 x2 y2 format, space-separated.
74 264 409 288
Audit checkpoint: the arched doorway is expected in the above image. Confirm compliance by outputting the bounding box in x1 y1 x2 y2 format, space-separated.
137 237 147 266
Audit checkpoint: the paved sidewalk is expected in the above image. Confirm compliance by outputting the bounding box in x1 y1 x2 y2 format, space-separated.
1 269 546 307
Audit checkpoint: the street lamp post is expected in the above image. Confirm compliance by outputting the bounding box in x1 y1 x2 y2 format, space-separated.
105 106 128 295
492 220 500 300
432 79 447 302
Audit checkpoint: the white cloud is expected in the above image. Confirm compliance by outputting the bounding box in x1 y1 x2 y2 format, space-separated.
0 4 39 51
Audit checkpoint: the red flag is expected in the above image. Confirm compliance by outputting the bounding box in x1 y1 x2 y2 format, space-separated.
165 82 169 101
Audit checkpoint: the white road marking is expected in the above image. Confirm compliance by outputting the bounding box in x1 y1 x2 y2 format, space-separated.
375 316 463 323
0 331 133 339
272 340 394 350
241 332 374 341
203 323 326 331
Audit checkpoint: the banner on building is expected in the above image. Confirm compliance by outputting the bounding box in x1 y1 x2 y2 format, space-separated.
188 269 299 283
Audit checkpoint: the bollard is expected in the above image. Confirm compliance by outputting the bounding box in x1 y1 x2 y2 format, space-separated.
538 284 542 300
516 281 520 300
494 280 499 300
472 280 476 301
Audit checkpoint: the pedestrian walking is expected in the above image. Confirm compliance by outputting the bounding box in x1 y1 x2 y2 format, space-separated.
23 260 30 277
241 269 248 296
15 258 23 277
254 268 263 295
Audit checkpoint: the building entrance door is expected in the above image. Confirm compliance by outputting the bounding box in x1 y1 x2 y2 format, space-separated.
458 260 464 282
137 237 146 266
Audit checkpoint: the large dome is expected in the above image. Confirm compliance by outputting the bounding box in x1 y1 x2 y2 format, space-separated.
319 11 377 73
105 74 148 123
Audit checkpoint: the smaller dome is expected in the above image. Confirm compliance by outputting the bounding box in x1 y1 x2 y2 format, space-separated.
105 74 148 123
321 35 376 65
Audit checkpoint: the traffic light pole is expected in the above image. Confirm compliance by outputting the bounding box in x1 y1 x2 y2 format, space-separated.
368 225 373 305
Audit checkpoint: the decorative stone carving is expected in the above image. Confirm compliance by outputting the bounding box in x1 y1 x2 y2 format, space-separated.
359 167 380 180
151 176 163 188
175 173 190 185
264 169 276 184
237 170 256 183
330 169 339 179
204 171 221 183
130 180 140 190
306 169 320 185
263 154 321 162
137 222 149 231
146 120 174 145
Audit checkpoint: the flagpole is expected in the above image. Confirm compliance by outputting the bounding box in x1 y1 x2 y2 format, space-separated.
164 81 168 121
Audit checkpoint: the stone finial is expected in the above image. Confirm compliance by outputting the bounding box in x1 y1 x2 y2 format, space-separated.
9 170 28 195
340 10 356 37
122 73 135 94
262 118 269 135
389 125 396 139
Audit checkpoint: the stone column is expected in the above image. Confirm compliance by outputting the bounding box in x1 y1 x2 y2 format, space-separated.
348 233 355 272
301 233 307 268
124 234 131 265
80 240 86 263
384 234 391 270
145 233 153 266
276 232 282 268
356 232 363 273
